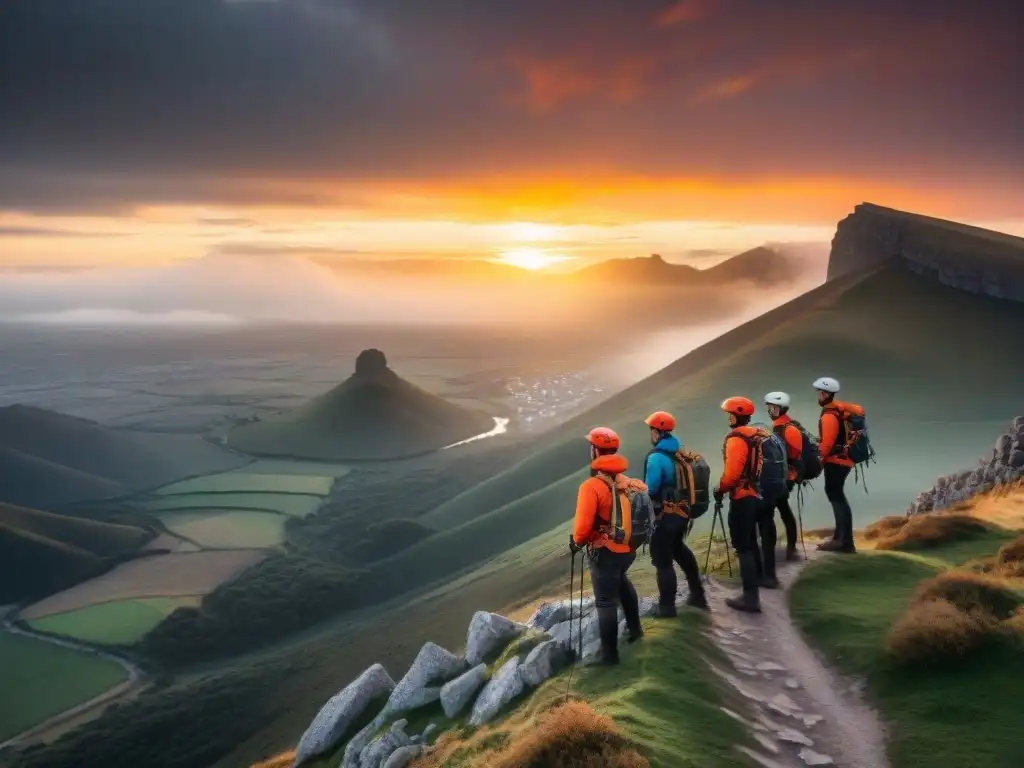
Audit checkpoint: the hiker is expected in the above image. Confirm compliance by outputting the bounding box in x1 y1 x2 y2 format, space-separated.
814 376 857 553
568 426 645 665
764 391 803 563
713 397 763 613
642 411 709 614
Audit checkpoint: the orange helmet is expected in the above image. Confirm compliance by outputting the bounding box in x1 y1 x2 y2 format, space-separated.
644 411 676 431
720 396 755 416
586 426 620 451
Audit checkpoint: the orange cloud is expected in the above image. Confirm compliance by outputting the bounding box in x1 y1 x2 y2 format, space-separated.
656 1 712 29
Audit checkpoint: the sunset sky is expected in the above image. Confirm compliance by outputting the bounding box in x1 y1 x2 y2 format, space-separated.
0 0 1021 270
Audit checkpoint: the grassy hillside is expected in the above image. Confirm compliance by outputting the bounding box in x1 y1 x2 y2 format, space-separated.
228 350 496 461
0 405 246 508
790 500 1024 768
0 502 153 603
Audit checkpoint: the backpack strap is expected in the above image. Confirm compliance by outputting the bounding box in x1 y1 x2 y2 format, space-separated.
821 405 850 457
726 429 759 489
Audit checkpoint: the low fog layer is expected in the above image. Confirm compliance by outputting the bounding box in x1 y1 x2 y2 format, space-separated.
0 245 827 327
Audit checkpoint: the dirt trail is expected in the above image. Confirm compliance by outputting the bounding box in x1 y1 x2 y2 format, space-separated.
701 553 889 768
0 617 146 753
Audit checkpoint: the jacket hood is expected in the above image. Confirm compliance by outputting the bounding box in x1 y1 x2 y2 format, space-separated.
590 453 629 476
654 434 680 452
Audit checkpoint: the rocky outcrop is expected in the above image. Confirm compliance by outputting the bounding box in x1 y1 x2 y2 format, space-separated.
469 657 526 726
465 612 526 666
440 664 489 718
907 416 1024 515
385 642 466 714
828 203 1024 302
293 664 395 766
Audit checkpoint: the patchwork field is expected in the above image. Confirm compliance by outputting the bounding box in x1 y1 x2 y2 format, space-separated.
155 472 334 497
159 510 286 549
139 493 322 518
232 460 352 478
20 551 265 620
27 597 201 646
0 632 128 742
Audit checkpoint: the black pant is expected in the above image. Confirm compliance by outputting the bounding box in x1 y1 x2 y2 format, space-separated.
650 513 704 607
589 549 640 660
753 501 777 580
728 496 761 592
824 463 854 547
774 480 798 550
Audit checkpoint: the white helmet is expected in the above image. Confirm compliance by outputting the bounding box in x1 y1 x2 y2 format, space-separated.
813 376 840 393
764 391 791 407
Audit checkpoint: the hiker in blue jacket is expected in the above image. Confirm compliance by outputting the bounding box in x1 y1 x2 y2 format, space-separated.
643 412 709 615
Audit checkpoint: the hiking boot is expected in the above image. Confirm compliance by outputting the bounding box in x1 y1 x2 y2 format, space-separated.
685 592 710 610
837 544 857 554
816 539 843 552
725 591 762 613
785 545 799 561
626 625 644 644
651 603 678 619
583 651 620 667
758 576 781 589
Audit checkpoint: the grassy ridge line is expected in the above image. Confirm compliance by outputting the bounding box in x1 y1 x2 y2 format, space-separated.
0 445 126 507
154 473 335 497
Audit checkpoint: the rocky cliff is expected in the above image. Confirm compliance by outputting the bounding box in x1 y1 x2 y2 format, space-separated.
828 203 1024 301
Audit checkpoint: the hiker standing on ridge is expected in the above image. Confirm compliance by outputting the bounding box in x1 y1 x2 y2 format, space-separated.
814 377 857 553
713 397 763 613
764 392 803 563
643 411 709 614
569 427 645 666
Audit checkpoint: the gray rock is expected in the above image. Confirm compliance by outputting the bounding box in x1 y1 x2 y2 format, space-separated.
382 746 424 768
420 723 437 743
342 711 391 768
386 642 466 713
293 664 395 766
526 597 594 630
520 639 571 688
1010 449 1024 469
440 663 488 718
799 748 835 765
469 657 525 726
359 719 411 768
465 612 526 666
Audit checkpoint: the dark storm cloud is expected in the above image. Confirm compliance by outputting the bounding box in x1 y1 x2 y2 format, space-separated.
0 0 1020 211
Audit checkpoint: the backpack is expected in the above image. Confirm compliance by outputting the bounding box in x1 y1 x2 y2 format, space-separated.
823 403 875 465
732 425 788 503
645 448 712 520
779 419 823 481
597 475 656 551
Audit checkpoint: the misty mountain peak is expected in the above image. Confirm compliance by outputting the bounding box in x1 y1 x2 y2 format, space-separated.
354 348 389 377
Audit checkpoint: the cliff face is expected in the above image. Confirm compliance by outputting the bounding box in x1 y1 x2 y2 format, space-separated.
828 203 1024 302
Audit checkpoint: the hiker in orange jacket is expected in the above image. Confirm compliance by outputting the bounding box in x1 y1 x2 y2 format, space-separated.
813 377 856 553
764 391 802 563
570 426 644 665
712 397 762 613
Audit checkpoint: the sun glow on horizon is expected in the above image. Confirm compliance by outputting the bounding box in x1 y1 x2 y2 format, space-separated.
495 247 571 271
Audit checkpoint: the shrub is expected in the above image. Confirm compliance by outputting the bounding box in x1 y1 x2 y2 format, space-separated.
886 598 994 664
994 535 1024 578
863 515 908 541
912 570 1023 620
873 514 992 551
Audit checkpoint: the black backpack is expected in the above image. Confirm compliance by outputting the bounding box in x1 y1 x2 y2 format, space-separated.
777 419 823 481
732 425 788 504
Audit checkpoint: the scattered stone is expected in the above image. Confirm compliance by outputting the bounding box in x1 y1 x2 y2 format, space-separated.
419 724 437 743
520 639 571 688
293 664 395 766
784 678 801 690
526 598 593 631
342 711 391 768
469 657 525 726
769 693 802 713
735 745 789 768
756 662 786 673
382 746 424 768
801 714 824 728
799 748 835 766
719 706 746 725
753 733 781 754
466 612 527 666
386 642 466 714
440 664 488 718
359 719 411 768
777 727 814 747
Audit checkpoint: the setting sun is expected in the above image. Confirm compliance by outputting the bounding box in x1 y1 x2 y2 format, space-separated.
496 247 568 271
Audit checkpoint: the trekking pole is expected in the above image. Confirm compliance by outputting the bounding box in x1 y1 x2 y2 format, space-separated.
563 550 578 701
718 501 732 577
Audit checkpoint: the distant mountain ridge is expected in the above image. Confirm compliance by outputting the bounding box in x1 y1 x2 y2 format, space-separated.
227 349 497 461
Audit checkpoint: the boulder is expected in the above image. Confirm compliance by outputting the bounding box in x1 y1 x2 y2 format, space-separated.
1010 449 1024 469
465 611 526 665
526 597 595 631
386 642 466 714
469 657 525 726
342 711 391 768
293 664 395 766
359 719 411 768
440 664 488 718
420 723 437 743
382 746 424 768
520 640 572 688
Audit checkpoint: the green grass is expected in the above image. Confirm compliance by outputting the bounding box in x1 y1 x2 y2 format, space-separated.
237 460 352 478
27 597 201 646
0 631 128 740
155 473 334 497
790 549 1024 768
159 510 286 549
139 493 322 518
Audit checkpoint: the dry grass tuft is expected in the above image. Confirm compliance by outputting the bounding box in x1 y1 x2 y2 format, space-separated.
994 535 1024 577
414 700 648 768
912 571 1022 620
886 598 994 664
864 515 908 541
872 514 991 551
250 753 293 768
